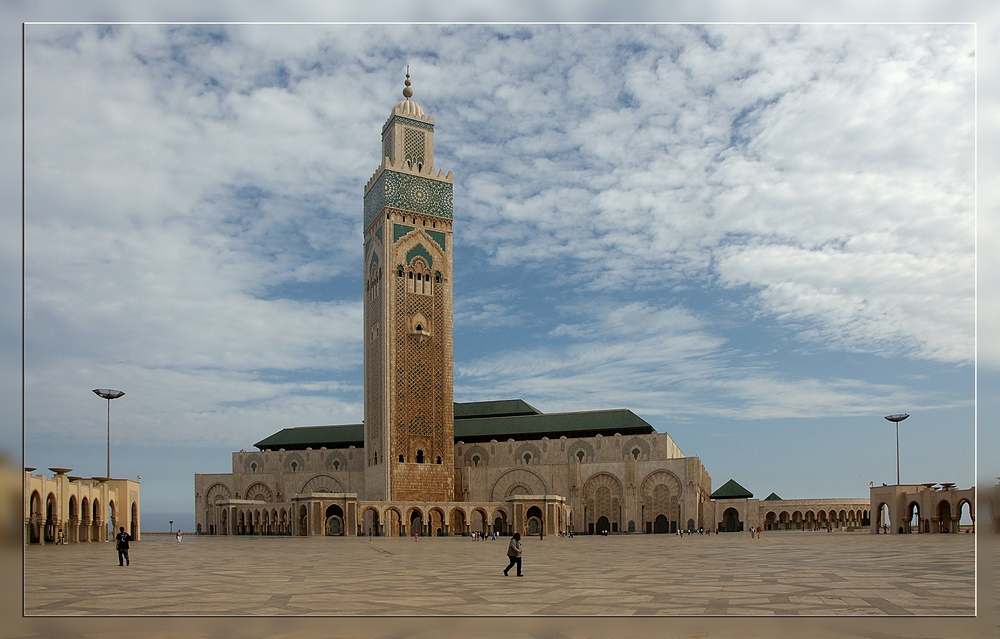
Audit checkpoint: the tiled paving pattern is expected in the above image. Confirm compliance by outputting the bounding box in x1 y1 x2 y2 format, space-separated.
23 531 974 616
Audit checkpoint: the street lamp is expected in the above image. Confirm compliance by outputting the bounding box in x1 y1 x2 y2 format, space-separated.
169 520 173 534
884 413 909 485
93 389 125 479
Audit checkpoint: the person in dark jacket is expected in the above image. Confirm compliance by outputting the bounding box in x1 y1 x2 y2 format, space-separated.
115 527 131 566
503 532 523 576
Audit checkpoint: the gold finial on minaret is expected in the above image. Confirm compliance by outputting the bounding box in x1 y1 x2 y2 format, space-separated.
402 66 413 99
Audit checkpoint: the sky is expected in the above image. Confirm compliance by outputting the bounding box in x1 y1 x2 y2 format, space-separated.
16 22 982 530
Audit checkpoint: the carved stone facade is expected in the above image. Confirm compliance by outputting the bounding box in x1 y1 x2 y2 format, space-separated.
363 78 455 503
194 416 711 537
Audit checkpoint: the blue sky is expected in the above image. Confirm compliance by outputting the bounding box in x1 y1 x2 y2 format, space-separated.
15 22 983 527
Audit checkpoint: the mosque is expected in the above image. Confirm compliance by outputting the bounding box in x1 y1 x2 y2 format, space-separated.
192 74 965 539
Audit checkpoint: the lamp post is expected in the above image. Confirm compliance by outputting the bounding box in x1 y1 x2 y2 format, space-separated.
93 389 125 479
884 414 909 485
169 520 173 534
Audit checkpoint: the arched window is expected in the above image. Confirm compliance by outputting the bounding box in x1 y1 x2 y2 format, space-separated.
406 259 433 296
333 460 340 471
250 463 257 473
472 455 480 467
398 454 405 463
416 450 425 464
366 261 382 301
576 451 585 463
290 461 298 472
523 453 531 464
631 448 640 460
436 456 442 464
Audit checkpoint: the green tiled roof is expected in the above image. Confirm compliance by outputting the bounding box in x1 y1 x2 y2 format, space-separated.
254 401 655 450
764 492 782 501
454 399 542 420
453 409 653 443
710 479 753 500
255 424 363 451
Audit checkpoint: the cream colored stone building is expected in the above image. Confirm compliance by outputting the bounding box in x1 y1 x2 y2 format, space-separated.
25 467 140 544
195 399 714 537
704 479 869 533
193 74 966 540
870 483 975 534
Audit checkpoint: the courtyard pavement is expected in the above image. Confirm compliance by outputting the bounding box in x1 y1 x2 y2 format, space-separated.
23 531 975 616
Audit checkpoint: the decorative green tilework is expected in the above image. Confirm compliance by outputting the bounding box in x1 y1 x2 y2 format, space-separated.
406 244 433 268
375 226 382 244
364 238 372 258
364 170 453 228
369 252 380 273
393 224 415 243
382 115 434 135
426 230 446 252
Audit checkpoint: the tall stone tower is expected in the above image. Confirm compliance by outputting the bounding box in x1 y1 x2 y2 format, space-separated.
362 71 455 502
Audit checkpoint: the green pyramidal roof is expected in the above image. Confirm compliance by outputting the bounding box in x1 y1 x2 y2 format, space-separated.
253 400 656 451
764 492 782 501
710 479 753 500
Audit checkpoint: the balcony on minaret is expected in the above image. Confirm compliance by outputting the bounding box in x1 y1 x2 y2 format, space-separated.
407 312 432 344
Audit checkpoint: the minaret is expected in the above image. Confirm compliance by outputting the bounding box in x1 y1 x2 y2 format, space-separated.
362 70 455 502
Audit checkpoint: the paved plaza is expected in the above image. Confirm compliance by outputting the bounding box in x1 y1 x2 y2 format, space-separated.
24 532 975 616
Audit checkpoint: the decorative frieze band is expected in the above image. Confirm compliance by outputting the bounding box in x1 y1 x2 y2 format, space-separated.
364 170 454 228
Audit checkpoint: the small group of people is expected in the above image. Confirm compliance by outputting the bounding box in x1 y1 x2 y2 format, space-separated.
749 525 763 538
677 527 705 535
471 530 497 540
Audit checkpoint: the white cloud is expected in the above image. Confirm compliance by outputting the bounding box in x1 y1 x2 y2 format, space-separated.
457 300 957 421
22 24 975 450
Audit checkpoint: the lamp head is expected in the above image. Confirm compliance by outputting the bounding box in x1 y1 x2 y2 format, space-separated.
93 389 125 400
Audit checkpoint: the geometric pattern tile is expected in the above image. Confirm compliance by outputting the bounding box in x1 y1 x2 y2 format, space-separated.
24 532 975 617
365 170 453 228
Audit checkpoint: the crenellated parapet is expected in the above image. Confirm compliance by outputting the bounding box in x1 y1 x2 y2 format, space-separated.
364 155 453 195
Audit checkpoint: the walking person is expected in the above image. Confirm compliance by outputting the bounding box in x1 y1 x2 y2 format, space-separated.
176 528 183 542
115 526 131 566
503 532 523 577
